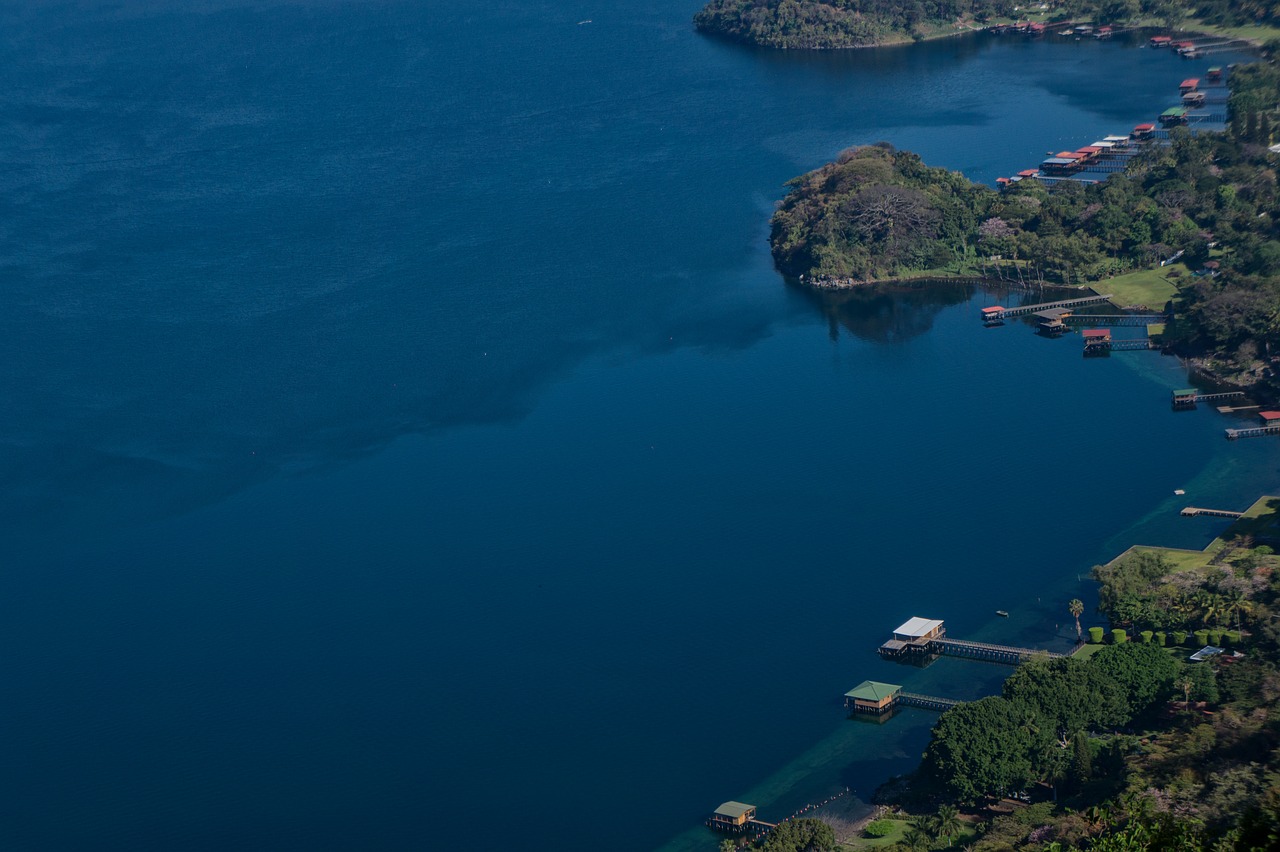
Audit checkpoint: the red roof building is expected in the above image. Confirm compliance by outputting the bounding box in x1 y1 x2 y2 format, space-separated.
1083 329 1111 340
1180 78 1200 92
981 306 1005 315
1260 411 1280 424
1076 146 1103 156
1056 151 1084 160
1150 36 1172 46
1017 169 1038 178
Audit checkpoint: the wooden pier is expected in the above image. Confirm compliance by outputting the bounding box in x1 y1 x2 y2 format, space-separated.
934 636 1064 664
1226 425 1280 440
1181 507 1245 519
878 618 1063 666
897 692 963 712
844 679 963 716
1063 313 1166 326
983 294 1113 321
1173 389 1245 407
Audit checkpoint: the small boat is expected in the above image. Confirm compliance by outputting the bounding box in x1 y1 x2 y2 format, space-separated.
996 610 1010 617
1175 489 1186 495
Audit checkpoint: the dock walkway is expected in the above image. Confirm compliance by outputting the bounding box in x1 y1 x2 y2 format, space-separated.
990 294 1112 320
1064 313 1165 326
1181 507 1245 519
933 636 1064 664
897 692 963 712
1226 425 1280 440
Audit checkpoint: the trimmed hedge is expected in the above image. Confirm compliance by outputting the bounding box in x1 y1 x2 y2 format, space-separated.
864 819 896 838
1089 626 1105 644
1224 630 1241 645
1112 628 1128 644
1140 630 1154 644
1173 631 1188 646
1195 629 1210 647
1155 631 1167 646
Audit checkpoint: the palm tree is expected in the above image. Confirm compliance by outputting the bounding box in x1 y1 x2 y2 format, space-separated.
935 804 962 844
1175 676 1193 711
900 826 932 852
1069 599 1084 642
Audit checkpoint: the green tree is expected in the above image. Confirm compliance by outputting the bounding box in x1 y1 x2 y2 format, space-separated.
923 696 1035 803
759 818 835 852
1071 731 1092 789
935 804 962 844
1090 642 1178 719
899 825 932 852
1069 598 1084 641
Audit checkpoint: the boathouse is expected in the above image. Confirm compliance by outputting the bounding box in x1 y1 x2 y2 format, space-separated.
1035 308 1070 334
1149 35 1172 47
1183 91 1206 107
1208 67 1223 81
1132 123 1156 140
1083 328 1112 355
1180 78 1200 93
1173 388 1198 406
1259 411 1280 427
1104 135 1131 147
709 802 757 833
1040 157 1079 175
1017 169 1039 178
1160 107 1189 127
982 306 1006 324
844 681 902 715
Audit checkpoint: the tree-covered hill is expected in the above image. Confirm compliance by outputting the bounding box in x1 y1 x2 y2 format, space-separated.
769 143 995 282
693 0 1011 50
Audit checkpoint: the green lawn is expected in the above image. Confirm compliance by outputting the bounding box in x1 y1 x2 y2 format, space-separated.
841 821 978 850
1095 266 1182 310
1220 495 1280 544
1182 19 1280 44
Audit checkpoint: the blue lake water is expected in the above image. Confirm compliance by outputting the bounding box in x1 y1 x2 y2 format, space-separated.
0 2 1271 850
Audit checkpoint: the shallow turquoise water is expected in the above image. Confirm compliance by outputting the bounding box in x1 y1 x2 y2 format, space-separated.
0 2 1270 850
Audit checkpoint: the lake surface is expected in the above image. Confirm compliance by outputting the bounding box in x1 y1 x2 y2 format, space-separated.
0 2 1270 850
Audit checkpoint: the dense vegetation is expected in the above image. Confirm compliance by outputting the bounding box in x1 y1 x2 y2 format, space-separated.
693 0 1011 50
694 0 1280 51
872 525 1280 851
770 59 1280 387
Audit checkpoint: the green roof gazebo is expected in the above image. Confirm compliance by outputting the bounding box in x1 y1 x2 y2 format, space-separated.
844 680 902 715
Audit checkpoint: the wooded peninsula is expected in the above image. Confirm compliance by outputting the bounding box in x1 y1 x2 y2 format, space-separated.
693 0 1280 51
770 61 1280 392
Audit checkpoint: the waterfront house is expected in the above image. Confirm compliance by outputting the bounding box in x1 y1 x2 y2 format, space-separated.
844 681 902 715
1160 107 1189 127
1180 78 1200 94
1208 67 1223 81
1259 411 1280 428
1149 35 1172 47
1183 91 1206 107
1173 388 1198 406
1132 123 1156 140
893 617 944 643
709 802 756 833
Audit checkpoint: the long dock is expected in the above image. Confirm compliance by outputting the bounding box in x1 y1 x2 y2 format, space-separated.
897 692 963 712
1226 425 1280 440
1181 507 1245 518
934 636 1064 663
1063 313 1166 326
985 294 1112 320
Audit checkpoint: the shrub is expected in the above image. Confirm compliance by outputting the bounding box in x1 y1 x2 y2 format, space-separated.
1195 629 1210 647
1156 631 1167 646
1140 631 1154 644
1089 626 1105 644
1112 629 1128 644
1173 631 1188 645
1224 630 1241 645
864 819 896 838
1208 630 1223 646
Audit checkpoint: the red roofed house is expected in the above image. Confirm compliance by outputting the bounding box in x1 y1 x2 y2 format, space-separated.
1083 328 1112 354
1150 36 1172 47
1180 78 1200 93
1017 169 1039 178
1260 411 1280 427
1132 124 1156 140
